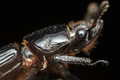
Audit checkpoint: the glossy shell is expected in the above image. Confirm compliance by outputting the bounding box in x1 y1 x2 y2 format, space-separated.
0 44 22 78
24 24 71 53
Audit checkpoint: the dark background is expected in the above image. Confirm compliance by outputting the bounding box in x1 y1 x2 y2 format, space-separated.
0 0 119 80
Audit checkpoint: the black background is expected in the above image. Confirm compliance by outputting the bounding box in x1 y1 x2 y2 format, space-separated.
0 0 119 80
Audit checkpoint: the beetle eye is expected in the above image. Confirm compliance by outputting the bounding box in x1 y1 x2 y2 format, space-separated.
78 30 86 37
76 29 86 39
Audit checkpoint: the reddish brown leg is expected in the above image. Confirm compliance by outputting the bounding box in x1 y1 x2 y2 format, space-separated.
23 68 38 80
55 63 80 80
17 68 38 80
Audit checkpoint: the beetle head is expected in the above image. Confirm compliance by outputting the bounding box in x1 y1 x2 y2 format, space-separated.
70 19 103 52
70 0 110 52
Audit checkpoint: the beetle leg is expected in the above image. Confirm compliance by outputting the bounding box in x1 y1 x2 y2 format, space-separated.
22 40 48 71
23 68 38 80
17 68 38 80
55 63 80 80
87 60 109 66
53 54 109 66
60 69 80 80
40 56 48 71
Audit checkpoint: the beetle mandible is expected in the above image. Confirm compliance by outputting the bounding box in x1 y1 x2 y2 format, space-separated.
0 0 110 80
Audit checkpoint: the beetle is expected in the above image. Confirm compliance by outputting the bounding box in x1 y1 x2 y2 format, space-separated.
0 0 110 80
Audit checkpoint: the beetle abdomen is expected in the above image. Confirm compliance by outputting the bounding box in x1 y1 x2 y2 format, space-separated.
0 44 22 79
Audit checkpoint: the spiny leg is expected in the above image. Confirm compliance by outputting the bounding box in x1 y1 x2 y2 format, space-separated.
53 54 109 66
87 60 109 66
54 63 80 80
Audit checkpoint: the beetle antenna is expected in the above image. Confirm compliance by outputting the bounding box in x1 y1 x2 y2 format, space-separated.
89 0 110 30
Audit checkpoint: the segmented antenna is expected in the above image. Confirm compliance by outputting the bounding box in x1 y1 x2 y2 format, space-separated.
91 0 110 29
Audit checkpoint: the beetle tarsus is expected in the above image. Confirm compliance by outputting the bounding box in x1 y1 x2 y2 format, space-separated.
88 60 109 66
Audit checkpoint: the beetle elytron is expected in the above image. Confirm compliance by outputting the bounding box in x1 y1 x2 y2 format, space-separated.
0 0 110 80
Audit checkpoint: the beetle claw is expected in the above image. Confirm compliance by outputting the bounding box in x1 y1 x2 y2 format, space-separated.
101 60 109 66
